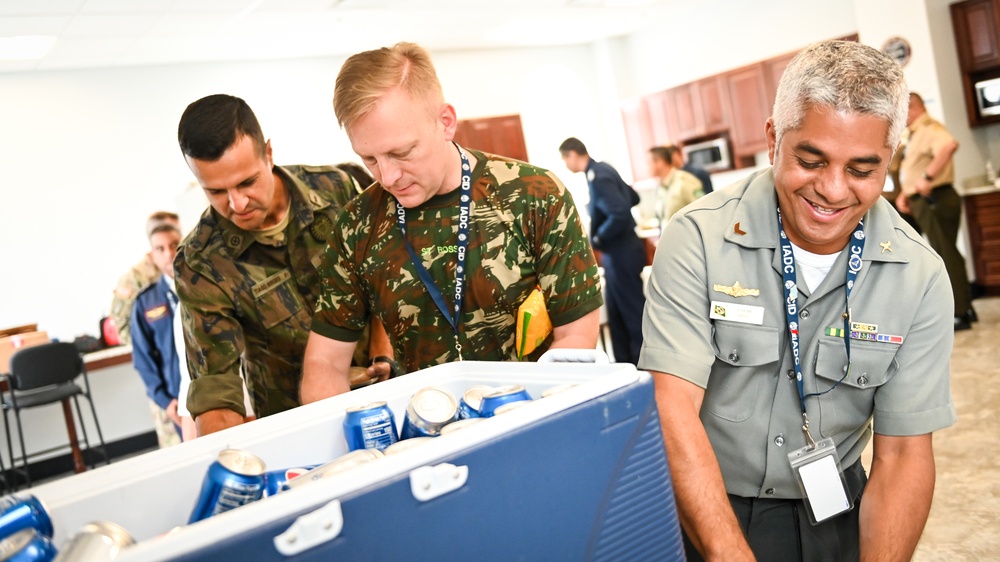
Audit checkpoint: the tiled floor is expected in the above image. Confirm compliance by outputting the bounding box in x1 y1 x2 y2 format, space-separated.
912 296 1000 560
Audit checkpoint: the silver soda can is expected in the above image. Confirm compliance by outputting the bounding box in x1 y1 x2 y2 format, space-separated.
188 449 266 523
400 387 460 438
53 521 134 562
458 385 493 419
282 449 384 491
382 437 434 456
343 401 398 452
438 417 485 435
0 494 53 541
478 384 532 417
541 383 577 398
0 529 57 562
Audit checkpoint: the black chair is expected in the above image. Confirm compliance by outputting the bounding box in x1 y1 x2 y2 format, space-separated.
1 342 110 489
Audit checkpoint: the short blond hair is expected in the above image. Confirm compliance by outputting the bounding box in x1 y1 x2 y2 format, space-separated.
333 42 444 130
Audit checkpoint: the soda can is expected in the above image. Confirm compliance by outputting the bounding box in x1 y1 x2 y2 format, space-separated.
188 449 266 523
382 437 433 456
541 383 577 398
265 465 321 496
438 417 485 435
282 449 384 491
0 494 53 541
0 529 57 562
53 521 133 562
493 400 531 415
400 387 460 438
343 401 398 452
478 384 532 417
458 385 493 419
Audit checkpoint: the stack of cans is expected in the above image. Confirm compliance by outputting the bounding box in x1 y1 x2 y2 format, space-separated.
458 385 493 419
189 449 267 523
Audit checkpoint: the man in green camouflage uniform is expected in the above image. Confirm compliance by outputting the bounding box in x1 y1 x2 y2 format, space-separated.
175 94 367 435
301 43 603 402
109 212 180 344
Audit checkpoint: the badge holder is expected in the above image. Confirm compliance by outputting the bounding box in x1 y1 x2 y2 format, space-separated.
787 437 853 525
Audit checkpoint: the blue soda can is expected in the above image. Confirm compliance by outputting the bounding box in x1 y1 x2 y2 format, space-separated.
53 521 133 562
478 384 532 417
281 449 384 492
0 529 57 562
400 387 460 438
265 465 321 496
188 449 266 523
343 401 398 452
458 385 493 419
0 495 53 541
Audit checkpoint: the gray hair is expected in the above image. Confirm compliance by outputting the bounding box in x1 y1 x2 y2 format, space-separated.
772 40 908 150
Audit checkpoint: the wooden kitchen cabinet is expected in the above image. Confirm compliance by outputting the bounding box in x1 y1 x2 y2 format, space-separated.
763 51 797 115
725 63 770 157
621 98 655 181
696 76 730 134
964 189 1000 291
951 0 1000 72
644 90 676 146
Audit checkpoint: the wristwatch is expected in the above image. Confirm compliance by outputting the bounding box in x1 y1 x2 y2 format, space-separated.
922 172 934 181
370 355 401 379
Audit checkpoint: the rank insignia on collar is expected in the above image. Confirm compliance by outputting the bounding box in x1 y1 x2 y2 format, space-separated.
880 241 892 253
733 222 747 235
713 281 760 298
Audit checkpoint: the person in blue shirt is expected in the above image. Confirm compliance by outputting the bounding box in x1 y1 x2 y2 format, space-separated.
131 221 184 447
560 137 645 365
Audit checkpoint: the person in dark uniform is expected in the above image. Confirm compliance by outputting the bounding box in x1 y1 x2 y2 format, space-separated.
560 137 645 365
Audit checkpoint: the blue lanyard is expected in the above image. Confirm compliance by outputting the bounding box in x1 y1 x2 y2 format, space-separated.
394 144 472 360
777 207 865 446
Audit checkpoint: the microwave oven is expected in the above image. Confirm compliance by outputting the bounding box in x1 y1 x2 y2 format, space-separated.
976 77 1000 117
682 136 731 172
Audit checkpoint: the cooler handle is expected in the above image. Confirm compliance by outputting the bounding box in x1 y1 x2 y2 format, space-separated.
410 463 468 501
537 348 610 363
273 499 343 556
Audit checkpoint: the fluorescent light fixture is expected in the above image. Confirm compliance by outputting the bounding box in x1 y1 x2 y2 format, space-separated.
0 35 57 61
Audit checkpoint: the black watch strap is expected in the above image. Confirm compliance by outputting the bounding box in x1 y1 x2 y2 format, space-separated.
370 355 401 378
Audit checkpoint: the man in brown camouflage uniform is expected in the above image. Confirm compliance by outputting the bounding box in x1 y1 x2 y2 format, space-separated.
301 43 603 402
175 94 379 435
109 212 180 344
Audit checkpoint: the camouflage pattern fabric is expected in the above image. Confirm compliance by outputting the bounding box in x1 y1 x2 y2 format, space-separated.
109 255 160 345
176 165 362 419
312 148 603 374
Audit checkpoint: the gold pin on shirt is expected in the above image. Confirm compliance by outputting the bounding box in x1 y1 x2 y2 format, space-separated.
713 281 760 297
880 241 892 253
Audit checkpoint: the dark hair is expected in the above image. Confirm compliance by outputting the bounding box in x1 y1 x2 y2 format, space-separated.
559 137 588 156
337 161 375 189
649 145 676 164
178 94 266 161
148 222 181 241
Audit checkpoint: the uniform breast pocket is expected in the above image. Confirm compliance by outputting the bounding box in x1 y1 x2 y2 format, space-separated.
814 338 898 437
708 322 782 422
244 266 305 330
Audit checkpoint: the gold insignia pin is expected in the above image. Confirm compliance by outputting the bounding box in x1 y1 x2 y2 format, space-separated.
734 222 747 235
713 281 760 298
880 241 892 253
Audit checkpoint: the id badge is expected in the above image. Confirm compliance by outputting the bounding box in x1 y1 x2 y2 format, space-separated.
787 437 853 525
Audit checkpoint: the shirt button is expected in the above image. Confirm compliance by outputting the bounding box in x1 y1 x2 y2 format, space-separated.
800 309 810 319
786 369 795 380
729 350 739 362
774 434 784 447
765 488 775 495
857 374 869 386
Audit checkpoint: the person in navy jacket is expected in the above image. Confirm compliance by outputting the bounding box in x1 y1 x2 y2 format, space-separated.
560 137 646 364
131 221 184 447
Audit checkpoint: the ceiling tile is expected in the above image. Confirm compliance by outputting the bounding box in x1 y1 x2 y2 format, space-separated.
0 15 72 36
